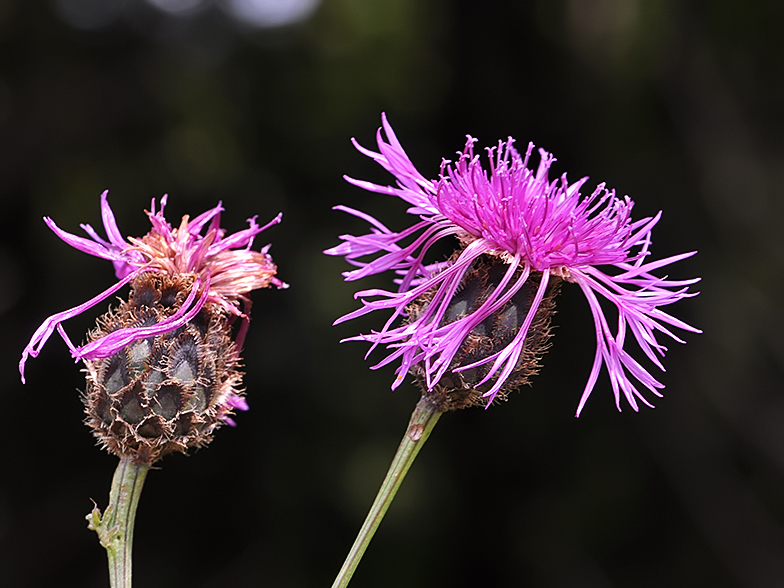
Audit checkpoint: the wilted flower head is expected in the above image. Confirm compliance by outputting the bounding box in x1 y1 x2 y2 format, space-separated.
326 115 700 416
21 191 286 461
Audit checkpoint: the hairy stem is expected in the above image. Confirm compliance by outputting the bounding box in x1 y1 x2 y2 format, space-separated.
86 455 150 588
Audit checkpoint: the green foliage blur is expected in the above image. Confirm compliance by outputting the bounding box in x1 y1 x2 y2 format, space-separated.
1 1 783 587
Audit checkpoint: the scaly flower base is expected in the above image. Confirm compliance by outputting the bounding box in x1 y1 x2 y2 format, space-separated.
86 456 150 588
331 397 443 588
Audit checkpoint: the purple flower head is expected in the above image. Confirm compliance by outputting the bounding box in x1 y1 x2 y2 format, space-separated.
325 115 700 416
21 191 287 385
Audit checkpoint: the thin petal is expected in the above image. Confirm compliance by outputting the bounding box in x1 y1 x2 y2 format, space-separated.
19 270 141 382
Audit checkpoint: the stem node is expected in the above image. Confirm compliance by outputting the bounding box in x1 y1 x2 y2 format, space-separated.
87 456 150 588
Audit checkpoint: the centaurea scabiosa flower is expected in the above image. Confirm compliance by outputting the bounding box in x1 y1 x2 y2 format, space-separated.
22 190 286 461
325 115 699 588
21 191 286 588
327 114 700 416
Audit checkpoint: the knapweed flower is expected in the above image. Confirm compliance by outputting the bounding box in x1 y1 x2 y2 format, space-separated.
21 191 286 461
326 115 700 416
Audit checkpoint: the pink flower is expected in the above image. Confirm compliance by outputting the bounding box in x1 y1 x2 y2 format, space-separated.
326 115 700 416
21 191 287 384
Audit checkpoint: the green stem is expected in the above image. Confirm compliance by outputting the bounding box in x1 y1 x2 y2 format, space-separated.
86 456 150 588
331 396 443 588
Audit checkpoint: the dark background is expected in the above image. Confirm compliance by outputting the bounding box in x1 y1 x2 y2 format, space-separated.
0 1 782 587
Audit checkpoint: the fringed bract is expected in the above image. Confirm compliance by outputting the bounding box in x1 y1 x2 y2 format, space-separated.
83 273 243 463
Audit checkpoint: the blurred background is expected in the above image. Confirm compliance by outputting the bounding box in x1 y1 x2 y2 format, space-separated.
0 0 782 586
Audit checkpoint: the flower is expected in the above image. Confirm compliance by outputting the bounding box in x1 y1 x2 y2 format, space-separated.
20 191 287 461
325 115 700 416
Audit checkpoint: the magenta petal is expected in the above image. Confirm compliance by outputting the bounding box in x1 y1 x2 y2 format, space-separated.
20 270 141 383
74 274 210 361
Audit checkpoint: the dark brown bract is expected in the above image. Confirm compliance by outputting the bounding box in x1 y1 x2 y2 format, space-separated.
83 272 244 464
